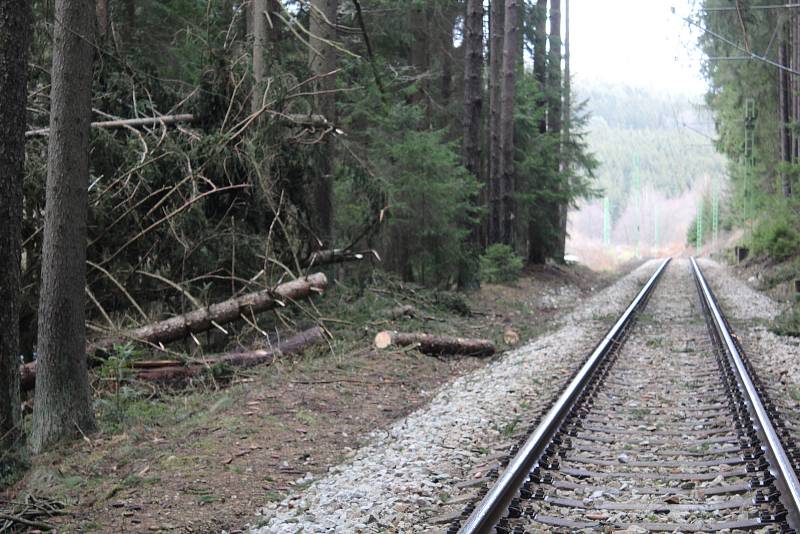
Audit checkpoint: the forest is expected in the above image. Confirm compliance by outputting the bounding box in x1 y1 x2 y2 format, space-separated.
0 0 599 491
697 0 800 256
580 83 725 225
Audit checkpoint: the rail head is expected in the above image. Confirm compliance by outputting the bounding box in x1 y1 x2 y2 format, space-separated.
458 258 671 534
690 257 800 529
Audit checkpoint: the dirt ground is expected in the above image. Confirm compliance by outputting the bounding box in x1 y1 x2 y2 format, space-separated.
2 263 621 533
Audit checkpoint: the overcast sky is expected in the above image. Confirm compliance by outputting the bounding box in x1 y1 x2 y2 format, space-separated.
570 0 706 95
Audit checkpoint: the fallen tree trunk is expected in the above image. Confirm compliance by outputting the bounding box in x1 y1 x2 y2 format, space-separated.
136 326 325 382
374 331 495 357
19 274 327 390
91 273 327 353
301 248 378 268
21 327 325 390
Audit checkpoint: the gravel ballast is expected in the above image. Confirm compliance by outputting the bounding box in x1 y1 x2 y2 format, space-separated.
251 260 661 533
696 259 800 448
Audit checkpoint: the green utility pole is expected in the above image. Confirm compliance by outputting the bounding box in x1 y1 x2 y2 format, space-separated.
633 154 641 258
696 200 703 255
744 98 756 236
712 174 719 246
603 196 611 247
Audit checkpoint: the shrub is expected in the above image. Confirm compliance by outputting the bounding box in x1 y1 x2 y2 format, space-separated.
752 216 800 261
479 244 524 283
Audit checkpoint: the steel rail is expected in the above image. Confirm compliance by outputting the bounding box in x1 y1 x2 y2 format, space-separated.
690 257 800 529
459 258 671 534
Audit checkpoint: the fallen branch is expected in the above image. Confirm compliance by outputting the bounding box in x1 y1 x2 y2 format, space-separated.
26 113 331 137
374 331 495 357
25 114 195 137
301 248 379 268
19 274 327 391
136 326 325 382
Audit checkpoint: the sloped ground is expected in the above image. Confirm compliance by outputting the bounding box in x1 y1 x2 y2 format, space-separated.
2 264 617 533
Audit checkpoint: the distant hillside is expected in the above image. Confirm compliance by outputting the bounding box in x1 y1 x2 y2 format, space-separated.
578 83 725 221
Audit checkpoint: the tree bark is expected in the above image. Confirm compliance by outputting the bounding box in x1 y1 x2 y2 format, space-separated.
557 0 571 254
308 0 338 248
31 0 97 454
499 0 520 245
374 331 495 357
548 0 563 261
252 0 268 114
122 0 135 44
96 0 109 40
528 0 548 264
0 0 31 465
488 0 505 245
462 0 484 265
462 0 484 185
92 273 328 352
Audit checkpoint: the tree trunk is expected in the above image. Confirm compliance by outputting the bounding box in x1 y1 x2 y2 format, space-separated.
92 273 327 353
462 0 484 257
488 0 505 245
135 327 325 382
780 18 792 197
308 0 337 248
122 0 135 44
96 0 109 40
31 0 97 454
548 0 563 261
499 0 520 245
409 4 431 121
528 0 548 264
252 0 268 114
374 331 495 357
0 0 31 466
463 0 484 180
557 0 571 253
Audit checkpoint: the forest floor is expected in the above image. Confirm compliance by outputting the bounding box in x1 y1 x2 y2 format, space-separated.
727 252 800 335
1 263 628 533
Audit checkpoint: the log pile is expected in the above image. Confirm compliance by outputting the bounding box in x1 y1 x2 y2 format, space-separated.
374 331 495 357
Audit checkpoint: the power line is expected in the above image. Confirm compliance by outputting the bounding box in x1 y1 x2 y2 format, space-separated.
677 11 800 75
701 3 800 11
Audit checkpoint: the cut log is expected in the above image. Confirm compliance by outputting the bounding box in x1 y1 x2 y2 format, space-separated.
91 273 327 353
374 331 495 357
136 326 325 382
301 248 379 268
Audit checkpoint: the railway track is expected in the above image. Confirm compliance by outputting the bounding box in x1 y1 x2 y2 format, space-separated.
448 258 800 534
